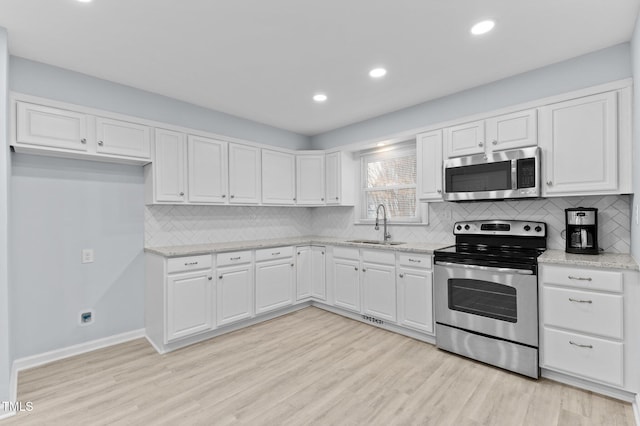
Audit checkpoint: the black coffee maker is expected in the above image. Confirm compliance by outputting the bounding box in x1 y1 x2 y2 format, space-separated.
565 207 599 255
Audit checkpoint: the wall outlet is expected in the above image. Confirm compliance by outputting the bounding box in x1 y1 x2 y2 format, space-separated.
81 249 94 264
79 310 94 326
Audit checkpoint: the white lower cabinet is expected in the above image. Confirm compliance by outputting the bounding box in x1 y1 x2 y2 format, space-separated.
167 269 215 342
332 256 361 313
255 248 295 314
216 262 254 327
296 246 326 301
539 263 639 392
397 258 433 334
362 261 396 322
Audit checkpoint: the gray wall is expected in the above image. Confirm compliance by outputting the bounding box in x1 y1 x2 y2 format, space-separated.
311 43 632 149
632 17 640 262
10 57 311 151
9 154 145 359
0 26 11 412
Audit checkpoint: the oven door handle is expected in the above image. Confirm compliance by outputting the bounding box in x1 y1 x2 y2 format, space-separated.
435 261 534 275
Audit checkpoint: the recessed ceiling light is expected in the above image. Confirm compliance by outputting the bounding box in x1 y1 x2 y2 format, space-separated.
369 68 387 78
313 94 327 102
76 0 93 3
377 142 386 147
470 20 495 35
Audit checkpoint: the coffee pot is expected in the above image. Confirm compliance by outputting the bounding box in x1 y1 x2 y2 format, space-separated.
565 207 598 255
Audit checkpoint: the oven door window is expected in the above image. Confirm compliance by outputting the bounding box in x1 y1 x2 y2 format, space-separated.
445 161 512 193
448 278 517 323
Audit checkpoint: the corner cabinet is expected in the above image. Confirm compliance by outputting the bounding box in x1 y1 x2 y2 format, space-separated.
296 154 326 205
539 89 631 196
416 130 443 201
325 151 356 205
296 245 326 301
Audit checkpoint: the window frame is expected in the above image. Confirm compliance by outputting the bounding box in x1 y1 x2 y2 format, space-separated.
359 143 420 224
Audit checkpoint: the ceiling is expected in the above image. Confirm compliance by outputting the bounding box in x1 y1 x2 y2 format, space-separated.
1 1 638 136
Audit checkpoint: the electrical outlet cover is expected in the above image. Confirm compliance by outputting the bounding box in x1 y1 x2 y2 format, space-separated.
79 310 94 326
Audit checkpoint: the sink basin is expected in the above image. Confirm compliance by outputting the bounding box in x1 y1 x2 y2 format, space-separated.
347 239 406 246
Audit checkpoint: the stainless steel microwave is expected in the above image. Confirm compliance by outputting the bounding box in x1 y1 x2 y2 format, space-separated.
443 146 540 201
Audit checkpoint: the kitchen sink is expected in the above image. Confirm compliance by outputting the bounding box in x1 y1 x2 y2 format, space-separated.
347 239 406 246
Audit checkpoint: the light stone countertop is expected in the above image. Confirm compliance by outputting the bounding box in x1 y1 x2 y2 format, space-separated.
538 249 639 271
144 236 452 258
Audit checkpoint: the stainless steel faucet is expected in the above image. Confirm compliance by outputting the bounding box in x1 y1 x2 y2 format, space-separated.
374 204 391 242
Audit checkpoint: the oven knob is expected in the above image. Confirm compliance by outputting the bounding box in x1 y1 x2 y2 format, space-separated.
524 225 531 231
535 226 542 232
456 225 462 231
464 225 470 230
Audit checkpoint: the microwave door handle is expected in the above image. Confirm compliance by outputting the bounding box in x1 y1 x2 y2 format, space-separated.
435 261 533 275
511 159 518 190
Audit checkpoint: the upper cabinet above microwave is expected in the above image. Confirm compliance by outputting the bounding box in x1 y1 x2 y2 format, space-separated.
444 109 537 159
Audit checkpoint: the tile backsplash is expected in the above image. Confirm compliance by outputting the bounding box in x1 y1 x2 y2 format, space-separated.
145 195 631 253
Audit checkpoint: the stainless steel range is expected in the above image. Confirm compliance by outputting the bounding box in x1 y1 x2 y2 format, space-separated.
434 220 546 378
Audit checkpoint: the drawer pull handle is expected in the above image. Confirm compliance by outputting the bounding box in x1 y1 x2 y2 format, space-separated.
568 275 592 281
230 256 241 261
569 298 592 304
272 252 280 256
408 258 421 263
184 261 198 266
569 341 593 349
218 275 223 279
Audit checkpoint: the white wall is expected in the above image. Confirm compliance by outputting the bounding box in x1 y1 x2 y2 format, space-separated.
9 57 311 151
10 154 145 359
631 15 640 262
0 26 11 413
311 43 632 149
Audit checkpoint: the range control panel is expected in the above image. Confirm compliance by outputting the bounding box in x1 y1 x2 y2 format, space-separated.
453 220 546 237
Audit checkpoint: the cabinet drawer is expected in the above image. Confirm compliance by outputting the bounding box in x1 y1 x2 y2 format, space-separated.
167 255 212 273
333 246 359 260
542 327 623 387
542 287 623 339
541 265 622 293
216 250 252 267
397 253 432 269
255 246 293 262
361 249 395 265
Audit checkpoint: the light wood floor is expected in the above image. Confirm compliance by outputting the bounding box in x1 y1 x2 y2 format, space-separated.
5 307 635 425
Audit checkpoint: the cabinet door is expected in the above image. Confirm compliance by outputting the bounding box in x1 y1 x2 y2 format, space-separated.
485 109 537 153
311 246 326 300
154 129 186 203
229 144 261 204
96 117 151 159
166 270 214 342
255 258 295 314
397 268 433 333
262 150 296 205
444 120 485 158
187 135 228 203
296 246 312 300
217 264 254 326
296 154 325 205
325 152 341 205
16 102 88 151
416 130 443 200
362 262 396 322
539 92 618 196
333 258 361 313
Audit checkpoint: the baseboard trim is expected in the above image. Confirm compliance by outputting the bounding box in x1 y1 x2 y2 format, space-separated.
0 411 16 421
10 328 145 403
540 369 635 402
633 394 640 426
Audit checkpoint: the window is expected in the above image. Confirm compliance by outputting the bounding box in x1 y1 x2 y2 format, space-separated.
360 144 417 222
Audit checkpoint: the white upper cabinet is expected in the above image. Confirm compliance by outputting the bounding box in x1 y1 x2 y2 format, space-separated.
444 120 485 158
151 129 187 203
444 109 537 159
325 151 356 206
485 109 537 152
539 91 619 196
187 135 228 204
296 154 325 205
416 130 443 201
15 99 151 163
16 101 89 152
229 144 261 204
95 117 151 159
262 150 296 205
